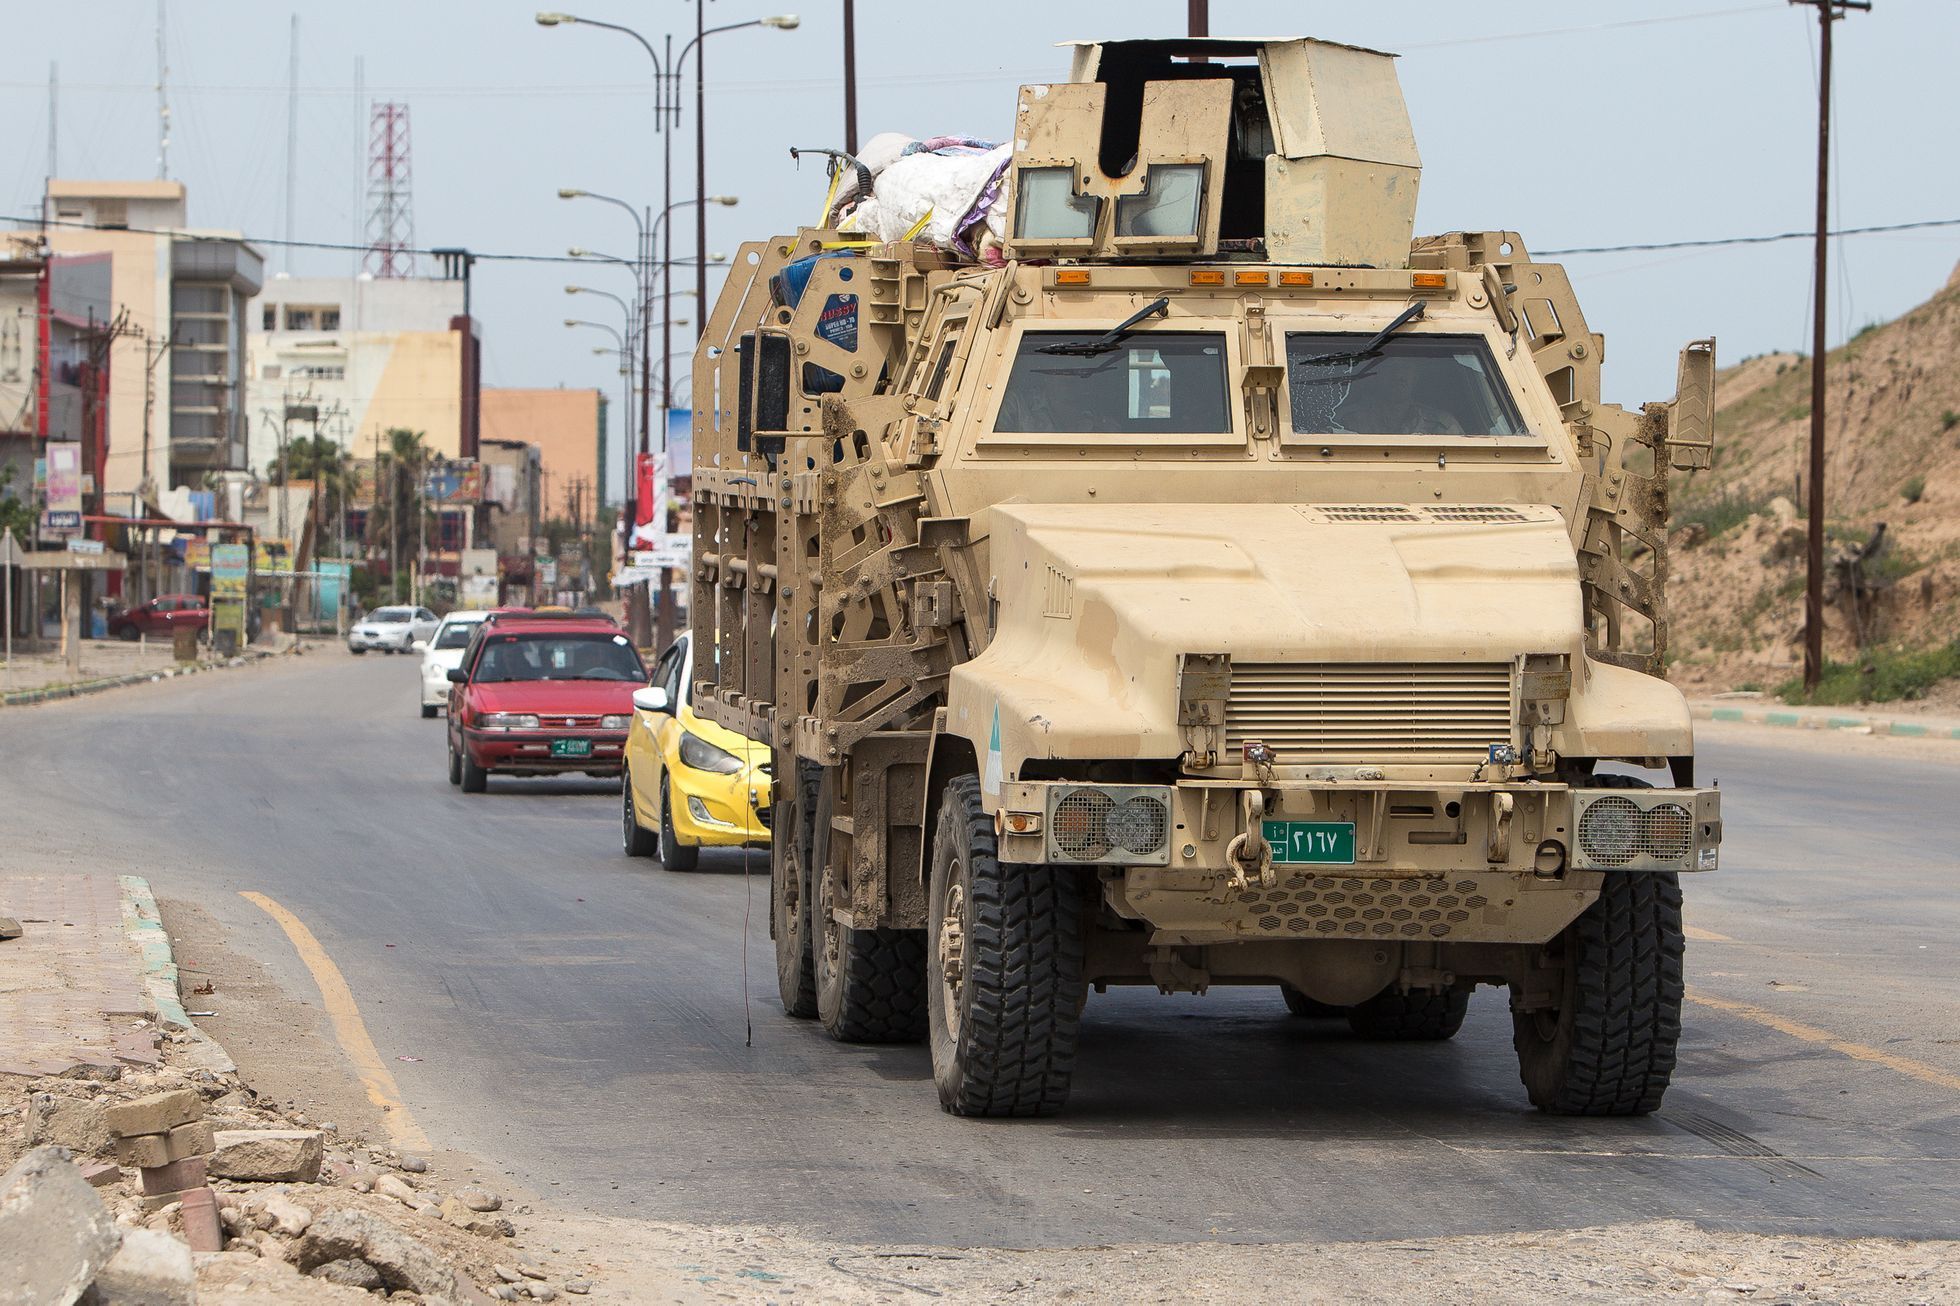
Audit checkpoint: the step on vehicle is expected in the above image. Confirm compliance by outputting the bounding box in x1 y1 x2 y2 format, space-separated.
689 36 1721 1117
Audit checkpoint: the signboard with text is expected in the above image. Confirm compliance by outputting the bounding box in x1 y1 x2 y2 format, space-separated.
41 442 82 533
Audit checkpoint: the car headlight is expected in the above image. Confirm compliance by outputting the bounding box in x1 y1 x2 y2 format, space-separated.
1044 784 1172 865
600 714 631 730
478 712 540 731
678 731 744 774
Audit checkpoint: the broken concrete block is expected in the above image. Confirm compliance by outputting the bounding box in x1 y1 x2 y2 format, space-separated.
262 1195 312 1237
206 1129 324 1183
311 1257 385 1290
91 1226 194 1305
175 1186 222 1253
113 1121 212 1170
103 1090 202 1139
291 1209 459 1297
0 1146 122 1306
78 1160 122 1188
137 1154 207 1197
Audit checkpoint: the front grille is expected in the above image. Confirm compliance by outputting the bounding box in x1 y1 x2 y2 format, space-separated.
1225 662 1514 764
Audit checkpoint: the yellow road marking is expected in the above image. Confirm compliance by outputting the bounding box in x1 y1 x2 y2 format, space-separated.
241 891 432 1152
1683 924 1736 943
1686 989 1960 1094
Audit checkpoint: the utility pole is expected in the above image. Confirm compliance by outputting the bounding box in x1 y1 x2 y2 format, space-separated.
1188 0 1208 39
1793 0 1869 695
842 0 858 154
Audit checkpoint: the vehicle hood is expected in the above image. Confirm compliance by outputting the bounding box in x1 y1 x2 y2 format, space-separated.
468 680 640 716
947 501 1688 788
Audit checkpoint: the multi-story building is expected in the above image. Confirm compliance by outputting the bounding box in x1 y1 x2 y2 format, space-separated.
242 272 480 474
41 180 262 500
481 387 605 525
0 236 114 501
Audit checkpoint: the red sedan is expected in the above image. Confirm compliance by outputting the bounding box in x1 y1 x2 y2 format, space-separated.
445 620 647 793
110 594 209 640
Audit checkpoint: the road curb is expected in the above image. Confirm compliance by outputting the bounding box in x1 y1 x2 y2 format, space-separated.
1692 700 1960 741
1 647 280 709
117 874 236 1075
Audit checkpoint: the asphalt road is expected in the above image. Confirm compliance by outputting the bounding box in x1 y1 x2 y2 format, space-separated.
6 651 1959 1247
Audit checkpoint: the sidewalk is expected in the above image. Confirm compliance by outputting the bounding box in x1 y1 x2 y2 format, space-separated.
0 874 164 1079
1690 695 1960 741
1 634 297 707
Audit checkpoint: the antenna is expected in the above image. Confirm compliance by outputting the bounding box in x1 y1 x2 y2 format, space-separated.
283 15 299 273
46 62 57 185
351 57 364 281
155 0 171 180
363 102 416 278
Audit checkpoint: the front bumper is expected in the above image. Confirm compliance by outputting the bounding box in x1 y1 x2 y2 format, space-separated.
349 630 413 651
421 671 451 707
996 778 1720 947
668 765 773 847
465 728 629 775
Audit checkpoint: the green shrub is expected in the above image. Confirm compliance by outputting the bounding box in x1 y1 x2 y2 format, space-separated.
1674 490 1771 540
1902 475 1927 504
1776 640 1960 705
1940 410 1959 431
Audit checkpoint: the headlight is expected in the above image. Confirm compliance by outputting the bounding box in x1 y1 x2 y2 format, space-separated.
1044 785 1172 865
600 714 631 730
478 712 540 731
678 731 744 774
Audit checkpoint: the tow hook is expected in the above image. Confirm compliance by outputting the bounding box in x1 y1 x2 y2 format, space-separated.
1226 789 1277 891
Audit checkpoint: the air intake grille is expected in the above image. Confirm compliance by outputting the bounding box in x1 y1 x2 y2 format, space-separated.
1225 662 1514 764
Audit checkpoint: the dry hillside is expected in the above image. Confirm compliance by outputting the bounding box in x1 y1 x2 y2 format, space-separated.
1663 267 1960 705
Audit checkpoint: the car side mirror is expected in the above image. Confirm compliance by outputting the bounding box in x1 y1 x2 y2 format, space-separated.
446 667 468 684
411 640 429 653
632 686 671 714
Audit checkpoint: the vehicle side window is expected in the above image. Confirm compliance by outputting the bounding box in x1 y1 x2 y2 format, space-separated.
663 642 688 707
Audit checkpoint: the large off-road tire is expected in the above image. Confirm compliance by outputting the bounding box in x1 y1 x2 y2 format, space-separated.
1347 987 1470 1040
460 749 488 794
1281 987 1348 1019
1512 863 1685 1116
657 776 700 872
927 774 1087 1117
622 769 657 858
772 762 820 1019
812 766 926 1043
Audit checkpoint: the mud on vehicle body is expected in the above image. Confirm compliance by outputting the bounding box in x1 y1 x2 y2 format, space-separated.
688 36 1721 1117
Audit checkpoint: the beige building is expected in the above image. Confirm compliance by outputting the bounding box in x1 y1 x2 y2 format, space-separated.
481 388 604 524
43 179 263 500
243 275 476 473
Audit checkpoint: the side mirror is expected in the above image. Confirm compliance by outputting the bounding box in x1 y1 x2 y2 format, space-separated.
632 686 671 714
411 640 429 653
446 667 468 684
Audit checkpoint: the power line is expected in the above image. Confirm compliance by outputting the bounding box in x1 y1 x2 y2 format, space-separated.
8 212 726 268
1539 217 1960 256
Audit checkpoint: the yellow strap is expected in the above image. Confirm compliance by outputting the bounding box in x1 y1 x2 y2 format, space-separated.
818 164 845 228
902 207 935 242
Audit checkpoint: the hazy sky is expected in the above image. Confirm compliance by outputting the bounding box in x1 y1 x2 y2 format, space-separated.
7 2 1955 498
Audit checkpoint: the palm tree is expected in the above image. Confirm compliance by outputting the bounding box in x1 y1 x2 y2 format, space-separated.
267 435 355 559
367 428 433 603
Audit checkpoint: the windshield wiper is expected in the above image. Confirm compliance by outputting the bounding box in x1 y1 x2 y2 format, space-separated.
1036 297 1171 356
1294 300 1428 369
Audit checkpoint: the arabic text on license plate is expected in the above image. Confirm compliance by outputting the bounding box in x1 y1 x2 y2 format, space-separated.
551 738 593 758
1261 820 1357 865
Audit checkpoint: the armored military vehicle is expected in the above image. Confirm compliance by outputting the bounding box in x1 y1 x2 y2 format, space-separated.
686 36 1720 1117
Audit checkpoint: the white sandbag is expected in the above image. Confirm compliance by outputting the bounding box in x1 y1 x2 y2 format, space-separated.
854 143 1012 247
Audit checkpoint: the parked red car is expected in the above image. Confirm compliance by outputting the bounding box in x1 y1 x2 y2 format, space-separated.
110 594 210 640
444 619 647 793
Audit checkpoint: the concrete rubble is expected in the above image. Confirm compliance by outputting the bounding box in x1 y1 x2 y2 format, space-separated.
2 1051 606 1303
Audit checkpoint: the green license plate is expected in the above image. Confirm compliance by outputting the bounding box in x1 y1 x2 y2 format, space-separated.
550 738 593 758
1262 820 1356 865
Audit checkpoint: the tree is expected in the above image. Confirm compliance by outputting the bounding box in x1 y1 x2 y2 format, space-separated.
0 464 36 542
366 428 433 603
267 434 355 559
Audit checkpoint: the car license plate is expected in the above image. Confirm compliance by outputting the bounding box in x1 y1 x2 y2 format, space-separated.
551 738 593 758
1261 820 1356 865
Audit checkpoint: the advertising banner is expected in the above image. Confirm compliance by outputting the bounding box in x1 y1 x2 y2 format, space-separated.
210 543 250 599
631 534 691 571
41 442 82 533
424 460 482 505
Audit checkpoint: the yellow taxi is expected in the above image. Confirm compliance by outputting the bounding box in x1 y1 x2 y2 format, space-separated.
622 632 771 870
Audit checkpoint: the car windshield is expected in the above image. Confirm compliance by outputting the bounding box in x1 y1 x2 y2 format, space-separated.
433 622 478 650
1287 333 1526 436
995 332 1229 434
472 632 646 683
371 607 414 623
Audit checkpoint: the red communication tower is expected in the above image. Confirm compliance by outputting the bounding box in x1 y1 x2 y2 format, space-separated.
364 102 417 278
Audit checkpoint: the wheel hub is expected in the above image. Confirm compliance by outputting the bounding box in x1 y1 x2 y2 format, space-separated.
937 880 967 990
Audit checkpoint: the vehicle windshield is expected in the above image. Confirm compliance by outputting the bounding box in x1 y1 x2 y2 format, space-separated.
995 331 1229 434
371 607 414 624
1287 333 1526 436
472 632 646 683
433 622 479 650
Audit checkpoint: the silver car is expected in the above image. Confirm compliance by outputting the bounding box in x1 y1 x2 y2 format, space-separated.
349 605 438 655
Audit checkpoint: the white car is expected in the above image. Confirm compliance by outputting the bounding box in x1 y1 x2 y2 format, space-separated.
349 605 438 655
418 610 489 717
